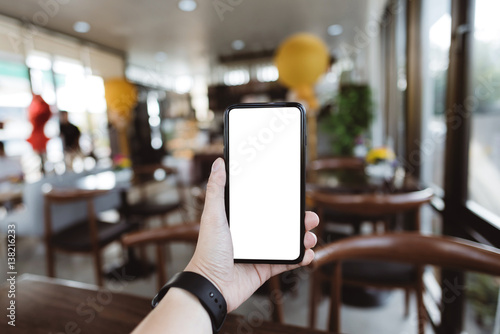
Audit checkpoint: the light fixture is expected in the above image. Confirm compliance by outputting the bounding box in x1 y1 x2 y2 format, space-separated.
178 0 197 12
175 75 193 94
231 40 245 51
223 69 250 86
327 24 343 36
155 52 167 62
73 21 90 33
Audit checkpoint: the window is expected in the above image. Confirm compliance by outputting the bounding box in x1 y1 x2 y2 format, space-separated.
52 57 111 164
0 57 32 158
467 0 500 218
420 0 451 193
223 68 250 86
381 0 407 159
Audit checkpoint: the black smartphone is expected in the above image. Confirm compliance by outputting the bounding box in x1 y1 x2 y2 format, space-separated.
223 102 306 264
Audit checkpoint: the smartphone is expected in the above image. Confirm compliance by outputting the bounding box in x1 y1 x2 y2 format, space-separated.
223 102 306 264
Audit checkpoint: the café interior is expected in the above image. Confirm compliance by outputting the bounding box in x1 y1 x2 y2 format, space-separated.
0 0 499 333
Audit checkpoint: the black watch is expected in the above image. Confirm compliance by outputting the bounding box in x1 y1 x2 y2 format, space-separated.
152 271 227 333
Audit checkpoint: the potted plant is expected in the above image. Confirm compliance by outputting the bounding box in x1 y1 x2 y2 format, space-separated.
319 84 374 156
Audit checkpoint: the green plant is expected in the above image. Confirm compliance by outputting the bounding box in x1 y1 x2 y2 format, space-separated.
466 273 499 329
320 84 373 156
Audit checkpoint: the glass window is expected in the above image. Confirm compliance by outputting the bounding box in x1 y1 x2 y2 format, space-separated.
0 57 32 158
27 52 56 105
381 0 407 159
467 0 500 218
420 0 451 193
52 57 111 164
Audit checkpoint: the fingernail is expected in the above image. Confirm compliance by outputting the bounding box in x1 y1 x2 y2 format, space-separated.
212 158 221 171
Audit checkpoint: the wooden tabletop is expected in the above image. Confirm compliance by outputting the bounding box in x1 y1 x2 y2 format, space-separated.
0 274 331 334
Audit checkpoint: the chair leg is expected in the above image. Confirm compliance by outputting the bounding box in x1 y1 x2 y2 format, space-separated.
156 244 167 291
404 287 410 317
93 249 103 286
269 275 284 323
416 267 426 334
45 244 55 278
328 262 342 333
138 245 148 262
308 272 319 328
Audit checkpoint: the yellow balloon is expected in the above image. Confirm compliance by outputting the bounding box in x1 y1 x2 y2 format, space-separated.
274 33 329 89
104 78 138 125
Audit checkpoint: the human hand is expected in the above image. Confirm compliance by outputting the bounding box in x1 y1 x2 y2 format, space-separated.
185 158 319 312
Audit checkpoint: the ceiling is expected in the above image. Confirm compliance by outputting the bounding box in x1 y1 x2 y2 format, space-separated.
0 0 381 77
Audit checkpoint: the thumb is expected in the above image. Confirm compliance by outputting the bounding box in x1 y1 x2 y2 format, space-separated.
202 158 227 224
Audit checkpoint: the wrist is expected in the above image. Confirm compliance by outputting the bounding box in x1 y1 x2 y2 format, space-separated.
152 271 228 333
184 262 225 298
165 288 212 327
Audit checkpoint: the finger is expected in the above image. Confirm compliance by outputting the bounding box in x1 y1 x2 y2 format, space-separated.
300 249 315 266
269 249 316 277
304 231 317 249
305 211 319 231
202 158 227 224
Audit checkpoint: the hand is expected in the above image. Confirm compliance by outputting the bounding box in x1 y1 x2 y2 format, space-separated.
185 158 319 312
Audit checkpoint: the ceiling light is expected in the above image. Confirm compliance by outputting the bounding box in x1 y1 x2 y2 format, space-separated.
73 21 90 33
327 24 343 36
232 40 245 51
178 0 197 12
155 52 167 62
175 76 193 94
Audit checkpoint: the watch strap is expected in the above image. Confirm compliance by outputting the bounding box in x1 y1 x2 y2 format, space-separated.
151 271 227 333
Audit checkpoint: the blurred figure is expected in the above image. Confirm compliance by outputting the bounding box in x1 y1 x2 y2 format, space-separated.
59 110 81 170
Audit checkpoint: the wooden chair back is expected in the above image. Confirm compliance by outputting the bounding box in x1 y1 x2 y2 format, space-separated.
308 157 365 172
122 223 200 289
310 233 500 332
307 187 433 237
43 187 111 286
307 187 433 217
44 187 110 241
122 223 284 323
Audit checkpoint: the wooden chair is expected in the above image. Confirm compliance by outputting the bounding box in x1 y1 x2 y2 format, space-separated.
309 232 500 333
121 164 190 225
122 223 200 290
307 188 433 324
44 188 139 286
121 224 285 323
307 187 433 238
308 157 365 173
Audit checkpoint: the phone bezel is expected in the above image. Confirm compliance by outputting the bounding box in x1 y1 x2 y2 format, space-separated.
223 102 306 264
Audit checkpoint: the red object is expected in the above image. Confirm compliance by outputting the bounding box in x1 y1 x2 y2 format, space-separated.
27 95 52 152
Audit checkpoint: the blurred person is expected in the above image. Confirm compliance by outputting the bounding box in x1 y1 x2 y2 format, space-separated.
132 158 319 333
59 110 81 170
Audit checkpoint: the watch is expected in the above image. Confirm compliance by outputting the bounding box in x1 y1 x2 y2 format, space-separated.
152 271 227 333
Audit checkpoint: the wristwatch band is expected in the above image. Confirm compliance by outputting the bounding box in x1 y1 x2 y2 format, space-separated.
152 271 227 333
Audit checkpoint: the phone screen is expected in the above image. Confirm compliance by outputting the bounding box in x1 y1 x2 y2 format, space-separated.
225 104 305 263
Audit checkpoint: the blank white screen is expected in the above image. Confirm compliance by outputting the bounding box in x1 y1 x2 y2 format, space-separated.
229 107 301 261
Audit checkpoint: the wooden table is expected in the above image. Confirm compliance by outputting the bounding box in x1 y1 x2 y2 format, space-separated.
0 274 331 334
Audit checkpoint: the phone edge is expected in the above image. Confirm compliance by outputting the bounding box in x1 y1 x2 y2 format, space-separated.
223 102 307 265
